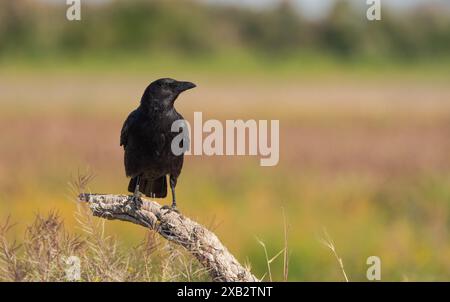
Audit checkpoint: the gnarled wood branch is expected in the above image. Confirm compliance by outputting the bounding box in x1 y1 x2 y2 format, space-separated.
78 193 258 282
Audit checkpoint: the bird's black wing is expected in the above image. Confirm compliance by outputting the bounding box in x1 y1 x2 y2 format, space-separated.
120 109 138 148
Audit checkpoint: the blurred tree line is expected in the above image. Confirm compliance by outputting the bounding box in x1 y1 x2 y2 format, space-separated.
0 0 449 62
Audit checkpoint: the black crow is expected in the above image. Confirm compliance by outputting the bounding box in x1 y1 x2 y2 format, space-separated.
120 78 195 211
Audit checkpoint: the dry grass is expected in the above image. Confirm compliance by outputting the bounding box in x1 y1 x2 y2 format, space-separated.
0 172 209 282
256 208 290 282
319 228 349 282
0 208 209 282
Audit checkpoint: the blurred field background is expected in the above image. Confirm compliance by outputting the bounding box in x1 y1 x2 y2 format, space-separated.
1 0 450 281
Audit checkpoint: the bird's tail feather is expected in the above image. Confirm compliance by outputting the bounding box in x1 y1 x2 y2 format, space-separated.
128 176 167 198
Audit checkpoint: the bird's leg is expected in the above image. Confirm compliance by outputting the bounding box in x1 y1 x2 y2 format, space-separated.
161 175 179 213
170 175 177 210
132 175 142 207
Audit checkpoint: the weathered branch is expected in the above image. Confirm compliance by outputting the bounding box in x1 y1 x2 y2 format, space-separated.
78 193 259 282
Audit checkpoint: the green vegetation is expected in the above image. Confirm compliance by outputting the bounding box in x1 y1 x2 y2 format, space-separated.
1 0 450 66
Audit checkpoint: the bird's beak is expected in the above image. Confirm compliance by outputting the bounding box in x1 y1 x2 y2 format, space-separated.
176 81 196 93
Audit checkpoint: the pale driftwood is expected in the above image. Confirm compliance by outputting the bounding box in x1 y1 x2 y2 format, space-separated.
78 193 258 282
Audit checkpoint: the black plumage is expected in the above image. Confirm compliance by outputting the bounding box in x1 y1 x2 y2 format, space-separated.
120 78 195 210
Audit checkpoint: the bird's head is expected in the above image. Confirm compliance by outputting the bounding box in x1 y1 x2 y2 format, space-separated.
141 78 196 110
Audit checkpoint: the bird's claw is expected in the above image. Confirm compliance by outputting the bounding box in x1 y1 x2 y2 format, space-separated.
161 205 180 214
130 194 143 208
